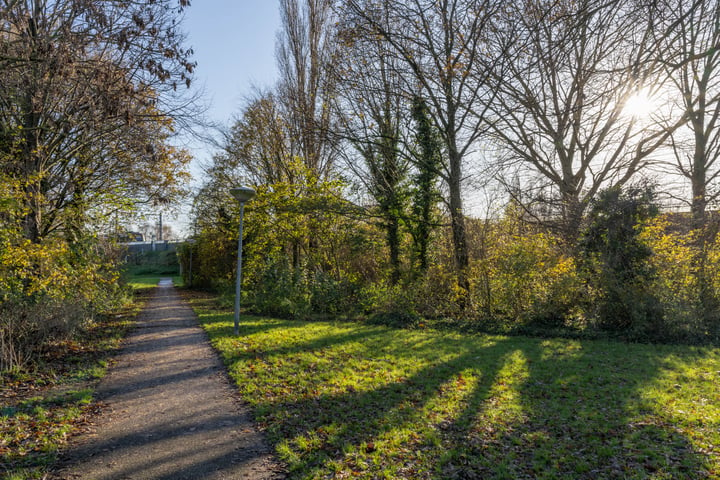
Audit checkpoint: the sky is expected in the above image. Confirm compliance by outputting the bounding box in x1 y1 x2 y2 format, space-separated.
184 2 281 126
162 2 282 236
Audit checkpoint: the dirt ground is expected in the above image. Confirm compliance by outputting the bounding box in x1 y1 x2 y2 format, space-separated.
52 280 285 480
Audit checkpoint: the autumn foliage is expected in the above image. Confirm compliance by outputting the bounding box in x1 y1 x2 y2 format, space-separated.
0 0 194 370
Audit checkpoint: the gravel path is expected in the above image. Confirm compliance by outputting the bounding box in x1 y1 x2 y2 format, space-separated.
53 280 285 480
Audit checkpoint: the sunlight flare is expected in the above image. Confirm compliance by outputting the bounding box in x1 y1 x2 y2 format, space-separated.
623 88 658 119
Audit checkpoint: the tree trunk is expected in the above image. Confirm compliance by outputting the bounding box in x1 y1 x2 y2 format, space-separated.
691 126 717 323
691 124 707 230
447 147 470 296
561 192 585 248
22 91 42 244
387 216 401 284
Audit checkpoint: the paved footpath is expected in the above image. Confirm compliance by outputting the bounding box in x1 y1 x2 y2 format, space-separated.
54 280 284 480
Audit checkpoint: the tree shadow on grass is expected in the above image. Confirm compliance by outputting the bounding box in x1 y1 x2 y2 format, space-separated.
198 313 313 338
263 339 513 477
224 324 718 479
202 313 393 361
436 340 716 479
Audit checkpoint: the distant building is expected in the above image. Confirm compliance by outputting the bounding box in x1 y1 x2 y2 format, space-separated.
110 231 145 243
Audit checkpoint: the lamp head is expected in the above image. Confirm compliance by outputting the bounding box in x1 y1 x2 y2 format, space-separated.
230 186 256 203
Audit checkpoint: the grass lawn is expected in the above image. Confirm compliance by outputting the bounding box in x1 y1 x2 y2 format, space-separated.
190 297 720 479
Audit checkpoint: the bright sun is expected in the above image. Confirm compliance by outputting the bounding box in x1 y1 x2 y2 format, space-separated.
623 88 657 119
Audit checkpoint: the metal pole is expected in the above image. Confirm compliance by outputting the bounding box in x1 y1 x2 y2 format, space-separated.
230 185 255 336
234 202 245 336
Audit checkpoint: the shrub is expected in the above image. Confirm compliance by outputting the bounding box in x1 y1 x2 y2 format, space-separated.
463 203 585 331
247 257 311 319
0 237 126 370
580 185 661 335
639 216 720 343
308 270 358 315
482 231 582 327
359 280 420 326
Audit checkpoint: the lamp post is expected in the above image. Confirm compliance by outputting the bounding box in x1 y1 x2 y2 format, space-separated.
230 186 256 335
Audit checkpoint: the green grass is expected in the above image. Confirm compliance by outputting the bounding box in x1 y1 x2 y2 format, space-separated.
190 297 720 479
1 389 94 475
125 274 182 290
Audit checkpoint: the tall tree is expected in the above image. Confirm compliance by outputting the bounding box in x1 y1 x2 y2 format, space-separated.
331 17 408 283
222 92 294 186
647 0 720 322
0 0 194 242
409 95 442 273
655 0 720 228
342 0 500 296
277 0 338 179
485 0 679 244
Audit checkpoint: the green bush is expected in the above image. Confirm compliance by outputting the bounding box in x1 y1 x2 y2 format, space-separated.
246 256 361 320
248 258 311 319
123 249 179 276
308 270 358 315
580 185 661 336
0 236 128 370
360 281 418 320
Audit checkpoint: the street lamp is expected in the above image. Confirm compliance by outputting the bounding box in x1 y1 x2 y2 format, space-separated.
230 186 256 336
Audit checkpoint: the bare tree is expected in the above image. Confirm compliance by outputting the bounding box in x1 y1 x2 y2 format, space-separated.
331 16 409 283
485 0 680 244
276 0 338 179
654 0 720 227
645 0 720 321
0 0 195 242
341 0 500 295
221 91 296 186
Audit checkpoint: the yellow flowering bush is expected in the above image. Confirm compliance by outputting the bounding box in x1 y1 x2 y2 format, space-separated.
475 230 582 327
641 215 720 342
0 177 125 369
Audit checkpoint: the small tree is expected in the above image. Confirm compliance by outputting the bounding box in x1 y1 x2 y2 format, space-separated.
580 185 661 332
